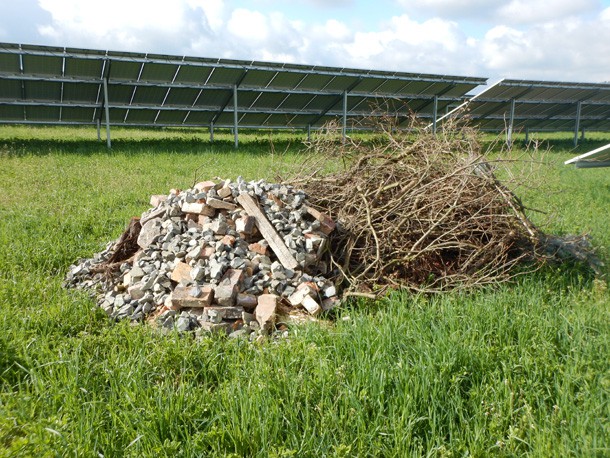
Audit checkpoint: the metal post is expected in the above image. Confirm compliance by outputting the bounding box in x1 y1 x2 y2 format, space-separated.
307 124 311 142
507 98 515 148
581 127 586 140
102 77 111 149
525 127 529 144
96 119 101 141
432 95 438 135
233 85 239 149
342 91 347 144
573 101 582 147
210 122 214 143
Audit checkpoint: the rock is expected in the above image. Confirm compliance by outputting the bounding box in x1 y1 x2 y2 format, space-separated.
215 269 244 306
137 218 163 249
190 265 206 282
206 308 225 323
175 316 192 332
236 215 255 235
236 293 258 311
322 296 340 311
127 282 147 300
255 294 278 332
204 306 243 320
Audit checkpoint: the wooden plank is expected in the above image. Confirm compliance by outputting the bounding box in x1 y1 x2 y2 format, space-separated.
236 193 299 270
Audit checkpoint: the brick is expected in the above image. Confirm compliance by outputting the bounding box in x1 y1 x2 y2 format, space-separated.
217 186 233 198
248 240 269 255
220 235 236 247
170 285 214 309
301 295 322 316
305 206 336 235
207 197 237 210
288 285 314 306
194 181 216 192
214 269 244 306
150 194 167 207
181 202 215 216
171 262 192 283
255 294 278 331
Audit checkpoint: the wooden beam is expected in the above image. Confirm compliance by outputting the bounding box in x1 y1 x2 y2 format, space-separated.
236 193 299 270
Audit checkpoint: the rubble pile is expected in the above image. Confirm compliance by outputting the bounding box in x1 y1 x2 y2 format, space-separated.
65 178 340 338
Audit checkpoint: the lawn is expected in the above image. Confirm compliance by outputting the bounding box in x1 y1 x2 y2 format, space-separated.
0 125 608 457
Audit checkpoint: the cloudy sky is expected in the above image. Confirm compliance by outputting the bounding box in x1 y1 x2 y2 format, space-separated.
1 0 609 82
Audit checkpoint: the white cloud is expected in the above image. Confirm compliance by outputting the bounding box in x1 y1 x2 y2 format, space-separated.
480 14 610 81
227 9 270 42
398 0 598 24
0 0 605 83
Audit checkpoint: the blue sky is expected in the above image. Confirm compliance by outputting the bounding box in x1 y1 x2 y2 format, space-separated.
1 0 609 82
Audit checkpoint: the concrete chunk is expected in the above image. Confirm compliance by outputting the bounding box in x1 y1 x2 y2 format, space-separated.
215 269 244 306
137 218 163 249
255 294 278 332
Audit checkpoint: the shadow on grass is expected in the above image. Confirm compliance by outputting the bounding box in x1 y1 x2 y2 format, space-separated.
0 137 308 157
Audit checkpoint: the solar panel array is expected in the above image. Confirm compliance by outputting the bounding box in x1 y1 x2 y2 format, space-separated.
1 43 610 148
465 79 610 131
0 42 484 142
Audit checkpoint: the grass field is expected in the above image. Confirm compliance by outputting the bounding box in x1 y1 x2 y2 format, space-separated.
0 125 608 457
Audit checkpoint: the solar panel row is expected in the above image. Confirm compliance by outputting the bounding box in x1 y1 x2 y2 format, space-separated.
0 42 484 147
1 42 610 149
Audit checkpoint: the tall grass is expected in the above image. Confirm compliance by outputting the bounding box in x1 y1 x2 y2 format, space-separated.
0 126 608 456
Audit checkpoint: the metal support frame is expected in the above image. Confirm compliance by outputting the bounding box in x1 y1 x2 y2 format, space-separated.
210 122 214 143
233 84 238 149
581 127 586 140
525 127 529 144
342 91 347 144
507 98 516 148
432 95 438 134
102 77 111 148
307 124 311 142
573 101 582 147
96 119 101 141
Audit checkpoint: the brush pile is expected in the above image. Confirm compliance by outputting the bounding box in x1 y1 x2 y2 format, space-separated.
66 120 601 336
291 120 544 293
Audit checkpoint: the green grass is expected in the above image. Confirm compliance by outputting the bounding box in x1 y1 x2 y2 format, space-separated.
0 126 608 457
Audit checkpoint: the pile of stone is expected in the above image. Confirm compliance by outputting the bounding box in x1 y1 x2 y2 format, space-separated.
65 177 340 338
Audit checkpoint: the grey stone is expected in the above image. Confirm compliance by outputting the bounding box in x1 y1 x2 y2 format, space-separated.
137 218 163 249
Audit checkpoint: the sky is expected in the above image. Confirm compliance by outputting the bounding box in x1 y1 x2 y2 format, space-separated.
1 0 609 83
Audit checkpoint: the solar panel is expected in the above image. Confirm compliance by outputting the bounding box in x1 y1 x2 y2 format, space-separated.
0 42 486 146
457 79 610 145
565 143 610 168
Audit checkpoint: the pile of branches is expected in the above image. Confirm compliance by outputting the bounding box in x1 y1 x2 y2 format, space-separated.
290 118 545 293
